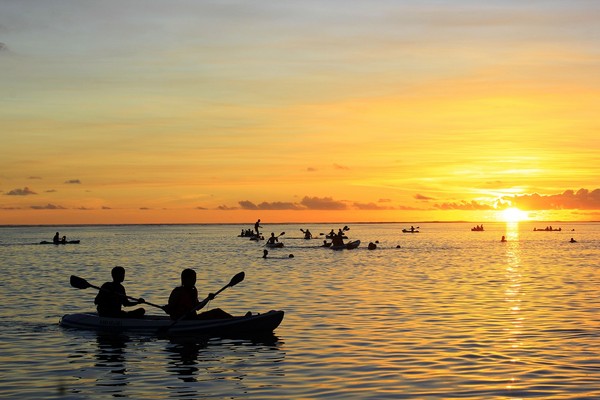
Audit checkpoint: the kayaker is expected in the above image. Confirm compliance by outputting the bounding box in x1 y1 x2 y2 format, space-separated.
501 236 507 242
167 268 233 320
569 237 577 243
331 232 344 247
267 232 279 245
53 232 60 244
303 229 312 239
94 266 145 318
263 250 269 258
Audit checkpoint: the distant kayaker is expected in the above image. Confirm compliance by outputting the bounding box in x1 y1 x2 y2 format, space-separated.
61 235 67 243
303 229 313 239
267 232 279 245
501 236 507 242
53 232 60 244
331 232 344 247
167 268 232 321
263 250 269 258
94 266 145 318
569 237 577 243
254 219 262 236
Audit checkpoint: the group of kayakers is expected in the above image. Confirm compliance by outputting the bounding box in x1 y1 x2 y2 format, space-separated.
94 266 234 321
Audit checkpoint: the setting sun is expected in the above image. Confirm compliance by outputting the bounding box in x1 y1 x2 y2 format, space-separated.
500 207 529 222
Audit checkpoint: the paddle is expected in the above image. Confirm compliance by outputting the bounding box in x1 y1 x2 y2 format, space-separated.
69 275 165 311
160 271 245 334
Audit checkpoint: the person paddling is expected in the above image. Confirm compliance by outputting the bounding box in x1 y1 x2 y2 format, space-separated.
166 268 233 320
53 232 60 244
267 232 279 245
94 266 145 318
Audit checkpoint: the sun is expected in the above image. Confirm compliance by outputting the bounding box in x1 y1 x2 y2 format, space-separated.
500 207 529 222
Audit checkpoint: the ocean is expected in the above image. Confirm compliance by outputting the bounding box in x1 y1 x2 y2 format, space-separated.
0 222 598 399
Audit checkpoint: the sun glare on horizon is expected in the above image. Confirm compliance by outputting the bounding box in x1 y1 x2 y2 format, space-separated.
500 207 529 223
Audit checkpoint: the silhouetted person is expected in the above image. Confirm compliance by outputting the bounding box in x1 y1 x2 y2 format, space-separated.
501 236 507 242
254 219 262 236
167 268 232 321
569 238 577 243
263 250 269 258
61 235 67 244
331 232 344 247
53 232 60 244
368 242 377 250
267 232 279 245
303 229 312 239
94 266 145 318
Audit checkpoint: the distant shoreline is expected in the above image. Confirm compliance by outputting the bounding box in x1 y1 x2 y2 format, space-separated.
1 220 597 228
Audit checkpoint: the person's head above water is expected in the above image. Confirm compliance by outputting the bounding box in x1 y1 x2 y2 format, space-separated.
181 268 197 287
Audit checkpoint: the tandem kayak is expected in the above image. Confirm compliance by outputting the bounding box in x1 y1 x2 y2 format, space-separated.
59 310 284 337
331 240 360 250
40 240 81 244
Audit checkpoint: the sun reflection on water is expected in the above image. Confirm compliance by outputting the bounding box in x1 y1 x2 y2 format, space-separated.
504 222 524 393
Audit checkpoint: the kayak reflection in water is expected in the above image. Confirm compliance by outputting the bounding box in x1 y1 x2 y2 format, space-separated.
166 268 233 321
94 266 146 318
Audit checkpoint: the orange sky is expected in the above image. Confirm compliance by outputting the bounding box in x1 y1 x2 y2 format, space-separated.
1 2 600 225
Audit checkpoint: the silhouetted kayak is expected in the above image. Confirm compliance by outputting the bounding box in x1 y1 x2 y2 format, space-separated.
40 240 80 244
265 242 284 248
402 229 419 233
59 310 284 336
331 240 360 250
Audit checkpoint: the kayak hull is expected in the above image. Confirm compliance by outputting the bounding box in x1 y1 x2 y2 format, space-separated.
401 229 419 233
265 242 284 248
59 310 284 337
40 240 80 244
331 240 360 250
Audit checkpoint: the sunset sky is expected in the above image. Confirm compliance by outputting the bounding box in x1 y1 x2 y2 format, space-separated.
1 1 599 225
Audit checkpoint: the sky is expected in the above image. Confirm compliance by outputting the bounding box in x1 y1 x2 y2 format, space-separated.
1 0 600 225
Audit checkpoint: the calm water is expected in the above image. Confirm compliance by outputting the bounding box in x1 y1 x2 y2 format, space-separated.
0 222 599 399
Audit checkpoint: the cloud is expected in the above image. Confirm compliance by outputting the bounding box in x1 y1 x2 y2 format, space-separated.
45 189 57 193
333 164 350 170
0 42 7 52
102 206 112 210
217 204 238 210
307 167 317 172
6 187 37 196
506 188 600 210
353 202 391 210
415 193 435 201
195 206 208 210
65 179 81 184
28 176 42 180
378 198 392 203
239 200 303 210
300 196 347 210
434 200 494 210
30 203 66 210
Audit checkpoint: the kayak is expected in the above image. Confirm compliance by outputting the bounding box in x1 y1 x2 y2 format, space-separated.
401 229 419 233
40 240 80 244
265 242 284 248
59 310 284 337
331 240 360 250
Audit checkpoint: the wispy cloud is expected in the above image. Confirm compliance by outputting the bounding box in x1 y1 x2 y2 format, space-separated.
506 188 600 210
65 179 81 184
415 193 435 201
434 200 494 211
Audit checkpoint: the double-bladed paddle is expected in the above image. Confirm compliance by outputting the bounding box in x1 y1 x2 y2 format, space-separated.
159 271 245 334
263 231 285 246
69 275 165 311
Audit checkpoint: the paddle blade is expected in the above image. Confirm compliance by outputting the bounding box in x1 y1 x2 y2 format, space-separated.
70 275 91 289
279 232 285 236
228 271 245 287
